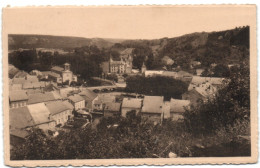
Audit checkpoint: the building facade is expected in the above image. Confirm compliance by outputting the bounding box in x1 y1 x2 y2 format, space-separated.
49 63 77 84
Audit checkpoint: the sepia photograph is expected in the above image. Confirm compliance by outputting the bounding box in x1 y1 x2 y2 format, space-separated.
2 5 257 166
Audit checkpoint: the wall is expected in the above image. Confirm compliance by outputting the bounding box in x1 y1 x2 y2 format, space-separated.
62 71 73 83
121 107 140 117
141 113 162 124
10 100 27 108
51 109 72 126
75 100 85 110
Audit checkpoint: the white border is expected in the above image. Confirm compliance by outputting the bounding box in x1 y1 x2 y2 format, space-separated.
0 1 259 168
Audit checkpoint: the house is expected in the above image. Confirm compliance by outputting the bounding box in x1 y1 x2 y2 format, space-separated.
190 61 201 68
22 81 47 90
29 69 43 76
121 98 143 117
161 71 178 78
91 94 116 112
68 94 85 110
49 63 77 84
169 99 190 121
27 103 56 130
188 76 224 90
141 96 164 124
145 70 164 77
195 69 204 76
108 48 133 74
11 75 39 85
9 106 35 147
8 65 20 79
92 98 103 112
109 57 132 74
9 83 22 91
13 71 29 78
79 89 98 110
103 102 121 117
176 71 193 82
27 92 59 105
9 90 28 108
45 101 74 126
183 82 217 106
162 56 174 66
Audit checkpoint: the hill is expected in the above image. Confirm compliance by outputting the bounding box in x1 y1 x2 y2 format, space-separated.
8 34 116 50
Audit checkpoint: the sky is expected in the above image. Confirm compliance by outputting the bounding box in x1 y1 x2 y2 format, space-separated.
3 5 255 39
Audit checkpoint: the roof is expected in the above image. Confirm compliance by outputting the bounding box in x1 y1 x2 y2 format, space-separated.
122 98 142 109
162 71 178 78
191 76 224 85
51 91 62 100
43 83 58 92
9 107 35 129
68 94 85 103
145 70 164 77
10 129 29 139
9 90 28 102
27 103 51 124
23 81 46 89
194 82 217 98
45 101 71 115
98 94 116 103
28 92 56 104
104 102 121 112
177 71 193 77
48 72 61 78
9 67 19 79
51 66 64 72
12 77 26 84
141 96 164 113
79 89 97 101
25 75 39 82
14 71 29 78
29 70 43 76
170 99 190 113
9 84 22 91
63 101 74 110
120 48 134 56
41 71 51 76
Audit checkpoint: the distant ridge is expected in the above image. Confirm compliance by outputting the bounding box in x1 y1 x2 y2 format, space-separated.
8 34 117 50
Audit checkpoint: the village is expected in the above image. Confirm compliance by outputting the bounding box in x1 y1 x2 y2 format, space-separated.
8 47 228 148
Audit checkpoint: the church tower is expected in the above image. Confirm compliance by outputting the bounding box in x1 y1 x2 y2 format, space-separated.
64 63 70 71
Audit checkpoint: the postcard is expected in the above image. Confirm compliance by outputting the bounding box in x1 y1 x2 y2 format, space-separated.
2 5 257 166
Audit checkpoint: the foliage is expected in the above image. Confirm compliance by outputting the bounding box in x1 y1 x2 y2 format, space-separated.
125 76 188 99
184 61 250 134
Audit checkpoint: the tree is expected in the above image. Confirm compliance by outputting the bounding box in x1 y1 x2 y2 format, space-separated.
184 61 250 134
213 64 230 77
125 76 188 99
